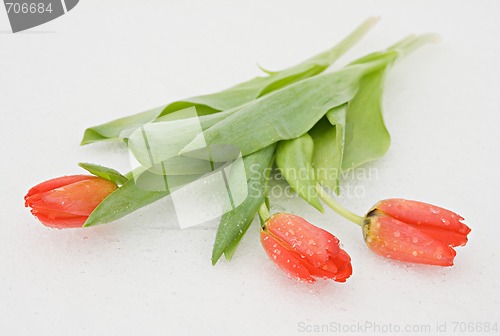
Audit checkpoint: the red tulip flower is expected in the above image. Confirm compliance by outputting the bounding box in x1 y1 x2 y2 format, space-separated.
260 213 352 283
363 199 471 266
25 175 117 229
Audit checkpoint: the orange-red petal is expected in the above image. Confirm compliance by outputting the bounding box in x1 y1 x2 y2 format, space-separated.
376 199 470 235
416 226 469 247
300 249 352 282
364 215 456 266
260 230 315 283
26 178 117 216
32 212 87 229
25 175 94 202
261 213 352 283
265 213 340 268
25 175 118 229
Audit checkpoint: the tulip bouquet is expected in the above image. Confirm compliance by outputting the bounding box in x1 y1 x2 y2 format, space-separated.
25 18 471 284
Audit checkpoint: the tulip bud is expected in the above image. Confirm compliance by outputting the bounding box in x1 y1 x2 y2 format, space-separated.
25 175 117 229
261 212 352 283
363 199 471 266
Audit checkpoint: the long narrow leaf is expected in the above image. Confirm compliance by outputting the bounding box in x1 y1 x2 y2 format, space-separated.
127 107 239 175
310 104 346 194
211 145 275 264
341 69 389 170
81 106 165 145
276 134 323 212
181 58 393 161
80 18 378 145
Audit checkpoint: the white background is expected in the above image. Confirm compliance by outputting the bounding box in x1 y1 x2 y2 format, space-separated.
1 1 499 335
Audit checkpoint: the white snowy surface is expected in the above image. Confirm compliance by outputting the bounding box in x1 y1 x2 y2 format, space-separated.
1 1 499 335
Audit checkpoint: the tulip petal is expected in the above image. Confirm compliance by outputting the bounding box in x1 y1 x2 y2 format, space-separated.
27 178 118 216
376 199 469 235
328 249 352 282
265 213 340 267
416 226 469 247
300 249 352 282
334 261 353 282
32 212 87 228
25 175 94 202
301 257 338 279
365 215 456 266
262 213 352 283
260 231 315 283
30 207 81 219
25 175 118 229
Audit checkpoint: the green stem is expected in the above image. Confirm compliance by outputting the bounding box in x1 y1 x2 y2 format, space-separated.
258 202 271 224
316 184 364 226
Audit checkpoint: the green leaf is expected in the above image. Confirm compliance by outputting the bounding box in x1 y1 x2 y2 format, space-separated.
310 121 338 192
80 18 378 145
78 162 128 185
126 107 239 176
84 110 266 228
340 34 439 170
341 68 390 170
211 145 275 265
326 103 348 127
256 17 379 96
80 106 166 145
311 34 438 187
310 104 346 195
181 58 393 161
83 171 170 227
222 221 251 262
223 160 274 261
276 134 324 212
